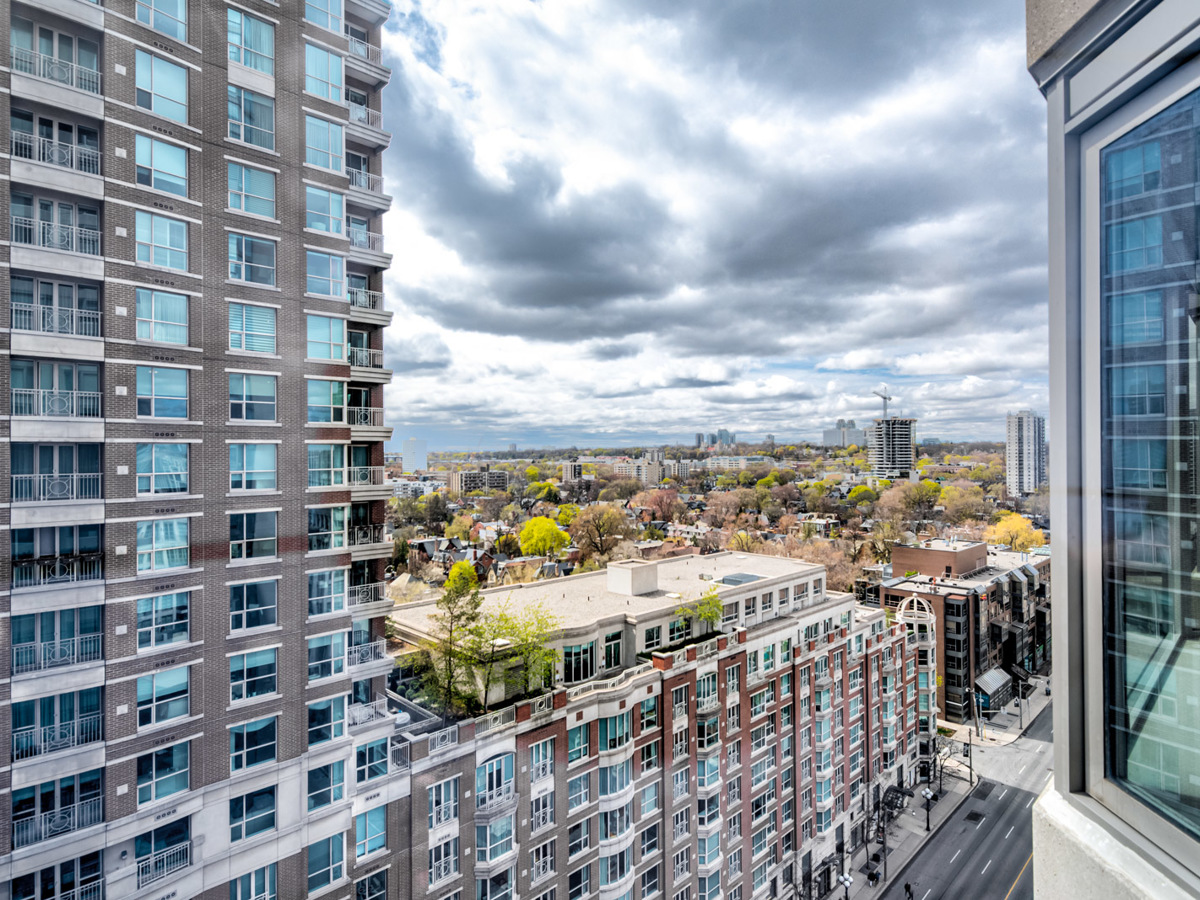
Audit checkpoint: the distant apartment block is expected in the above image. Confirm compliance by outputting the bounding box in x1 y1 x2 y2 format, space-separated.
866 418 916 477
561 460 586 482
704 456 776 472
821 419 866 448
394 479 441 499
450 466 509 494
1005 409 1046 497
403 437 428 472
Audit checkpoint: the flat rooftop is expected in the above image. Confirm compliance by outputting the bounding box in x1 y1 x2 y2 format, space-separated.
390 551 826 637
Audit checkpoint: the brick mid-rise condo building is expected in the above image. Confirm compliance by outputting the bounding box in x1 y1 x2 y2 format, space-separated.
0 0 395 896
389 553 933 900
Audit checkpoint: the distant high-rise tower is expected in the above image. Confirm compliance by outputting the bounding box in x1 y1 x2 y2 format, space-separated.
1006 410 1046 496
403 437 428 472
867 418 917 476
695 432 704 448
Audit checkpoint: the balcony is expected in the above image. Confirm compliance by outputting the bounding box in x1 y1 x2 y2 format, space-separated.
347 168 391 212
346 639 392 675
12 633 102 675
347 580 392 613
12 388 102 419
348 287 386 311
344 34 390 87
11 48 101 95
12 553 104 591
348 695 391 730
348 522 388 553
391 738 410 772
12 302 102 340
697 694 720 714
348 406 391 440
347 103 390 148
12 797 103 849
12 713 103 761
348 228 391 268
348 346 386 370
12 216 100 257
137 841 191 889
11 131 102 201
12 472 102 503
476 782 517 812
346 465 389 495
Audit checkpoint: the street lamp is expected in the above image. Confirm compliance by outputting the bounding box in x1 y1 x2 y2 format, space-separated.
921 787 934 832
837 873 853 900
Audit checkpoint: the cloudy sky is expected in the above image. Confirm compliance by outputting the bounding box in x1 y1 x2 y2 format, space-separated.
377 0 1048 451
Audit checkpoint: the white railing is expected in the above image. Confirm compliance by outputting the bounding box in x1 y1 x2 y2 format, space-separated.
476 782 516 811
348 581 388 608
673 702 689 719
136 841 191 888
428 725 459 752
11 554 103 590
12 797 102 848
347 466 386 487
391 739 410 771
531 806 553 831
696 638 720 659
349 228 386 253
12 713 103 760
697 694 720 714
348 168 385 194
11 131 101 175
11 472 102 502
348 523 386 546
62 881 103 900
346 639 388 668
346 34 384 64
12 303 101 338
348 287 385 310
529 693 555 716
11 388 102 418
12 633 102 675
347 406 386 427
429 859 457 884
565 663 653 701
474 705 517 737
11 48 101 94
531 759 553 781
11 216 101 255
349 346 385 368
348 695 390 728
531 858 554 883
348 102 384 130
673 779 689 800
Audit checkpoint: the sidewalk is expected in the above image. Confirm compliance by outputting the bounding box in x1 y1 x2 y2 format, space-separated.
940 672 1053 749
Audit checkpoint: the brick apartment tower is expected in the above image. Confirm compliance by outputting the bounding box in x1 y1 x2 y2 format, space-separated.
0 0 396 897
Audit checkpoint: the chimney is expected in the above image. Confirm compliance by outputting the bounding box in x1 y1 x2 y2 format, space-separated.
607 559 659 596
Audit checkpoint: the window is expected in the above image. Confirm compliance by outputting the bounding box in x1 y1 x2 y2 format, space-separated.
305 44 343 100
230 717 276 770
136 288 188 344
137 667 189 726
136 135 187 196
1106 141 1161 200
307 835 344 891
640 782 660 815
228 303 277 353
599 759 631 796
568 773 589 810
137 741 189 804
228 86 275 150
137 442 188 496
307 380 345 422
670 619 690 643
477 868 514 900
599 848 631 886
230 580 278 630
1113 438 1168 490
308 315 346 359
641 865 660 899
230 649 277 700
599 712 631 749
568 724 589 761
137 591 190 648
356 807 386 858
429 837 460 885
306 185 345 235
429 776 460 826
308 569 347 615
645 625 662 650
136 51 187 122
308 506 347 550
568 820 590 857
136 211 188 270
673 727 688 760
1107 215 1163 272
476 816 515 861
308 761 345 810
641 740 660 772
136 517 189 572
357 872 386 900
308 445 346 487
228 233 276 286
306 115 344 171
227 9 274 74
604 631 622 669
641 823 660 855
308 632 347 680
1110 365 1166 416
137 0 186 40
569 867 589 900
532 840 556 883
672 808 690 840
563 642 596 682
673 767 689 799
476 754 515 806
308 696 345 745
137 366 188 418
232 865 277 900
305 0 342 32
640 696 659 729
228 163 276 217
600 802 633 841
230 444 277 491
231 786 276 841
532 738 555 780
230 511 277 560
307 250 346 297
357 738 388 782
1109 290 1164 345
229 373 277 421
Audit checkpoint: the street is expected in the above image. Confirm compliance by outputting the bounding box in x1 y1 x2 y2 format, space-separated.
878 702 1054 900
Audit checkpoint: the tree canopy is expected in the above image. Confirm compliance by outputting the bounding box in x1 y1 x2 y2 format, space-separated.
519 516 570 557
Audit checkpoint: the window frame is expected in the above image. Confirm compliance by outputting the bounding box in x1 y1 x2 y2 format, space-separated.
137 740 189 804
228 302 277 354
230 648 278 701
229 373 278 421
228 162 277 218
230 579 279 631
135 49 188 123
137 0 187 41
136 442 188 495
136 590 190 649
230 785 276 842
228 85 276 151
227 8 275 74
135 210 188 271
135 134 188 197
230 716 277 771
229 443 278 492
228 232 277 286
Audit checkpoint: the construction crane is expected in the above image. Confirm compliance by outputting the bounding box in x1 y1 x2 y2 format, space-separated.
873 384 893 419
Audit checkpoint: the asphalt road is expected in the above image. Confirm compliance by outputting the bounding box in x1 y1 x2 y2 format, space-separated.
879 702 1054 900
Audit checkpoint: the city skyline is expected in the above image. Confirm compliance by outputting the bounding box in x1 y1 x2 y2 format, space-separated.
376 0 1049 449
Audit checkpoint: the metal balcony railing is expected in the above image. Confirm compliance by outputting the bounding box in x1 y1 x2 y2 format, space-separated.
531 759 553 782
348 102 384 130
12 797 103 849
347 465 385 487
12 472 102 502
697 694 720 714
12 713 103 760
348 168 385 194
530 806 553 832
62 881 103 900
348 523 385 547
348 581 388 609
11 388 102 418
11 48 101 94
531 858 554 883
12 633 102 675
476 782 516 811
348 346 385 368
391 739 410 772
136 841 191 888
346 639 388 669
348 287 385 310
12 554 104 590
11 217 101 256
345 34 383 64
429 859 457 885
348 695 390 728
12 302 102 338
347 406 386 427
673 701 688 719
349 228 386 253
11 131 101 175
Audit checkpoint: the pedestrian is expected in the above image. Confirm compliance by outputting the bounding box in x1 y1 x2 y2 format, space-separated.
905 883 913 899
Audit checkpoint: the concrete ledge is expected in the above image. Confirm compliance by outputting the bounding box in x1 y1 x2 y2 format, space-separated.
1032 786 1198 899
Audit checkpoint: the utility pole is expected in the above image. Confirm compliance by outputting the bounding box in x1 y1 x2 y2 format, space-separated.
968 729 974 786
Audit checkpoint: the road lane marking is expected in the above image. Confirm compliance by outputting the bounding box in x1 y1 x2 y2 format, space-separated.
1037 745 1044 753
921 891 931 900
950 850 961 864
976 816 986 829
999 789 1008 800
982 860 992 874
1004 852 1035 900
1005 826 1014 839
1025 797 1035 809
1019 765 1027 773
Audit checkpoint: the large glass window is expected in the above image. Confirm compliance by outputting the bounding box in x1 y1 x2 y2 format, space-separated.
307 380 345 423
228 86 275 150
306 186 345 234
230 580 278 630
230 649 277 700
308 761 345 810
137 0 187 41
229 303 277 353
306 115 344 171
136 288 188 344
230 717 276 770
308 568 346 615
308 696 345 745
305 44 343 100
136 517 189 571
230 443 277 491
355 807 386 858
136 211 188 270
230 511 277 560
305 0 342 33
229 373 277 421
308 444 346 487
135 135 187 196
135 50 188 122
228 163 276 218
1100 88 1200 843
137 742 189 804
137 666 189 726
308 315 346 359
137 366 188 418
137 442 188 494
227 9 274 74
308 633 346 680
307 835 344 892
228 233 276 286
307 250 345 296
230 786 275 841
137 591 190 648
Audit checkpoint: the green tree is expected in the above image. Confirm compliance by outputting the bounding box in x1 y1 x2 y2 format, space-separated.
570 504 635 558
425 561 483 721
985 511 1047 551
519 517 570 557
675 586 725 635
495 533 521 557
445 514 475 542
847 485 878 507
557 503 580 527
504 601 562 697
423 493 450 531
